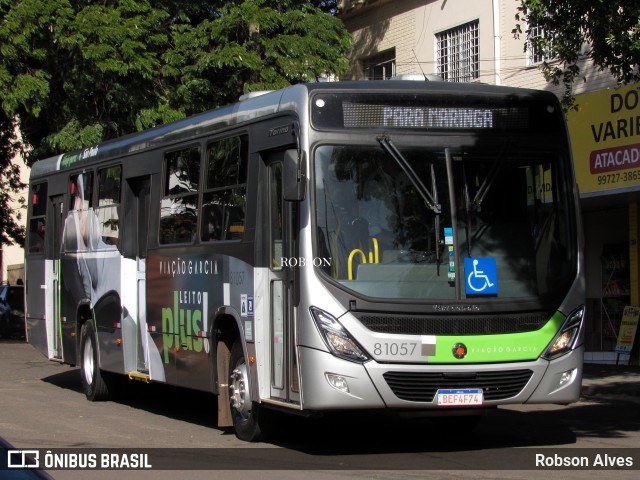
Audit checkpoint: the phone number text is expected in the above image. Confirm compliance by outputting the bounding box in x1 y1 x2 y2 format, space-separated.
597 169 640 185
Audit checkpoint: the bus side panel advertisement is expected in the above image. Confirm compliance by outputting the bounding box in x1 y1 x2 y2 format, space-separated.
146 254 254 389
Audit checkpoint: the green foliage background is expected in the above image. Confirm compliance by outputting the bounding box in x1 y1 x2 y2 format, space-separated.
0 0 351 247
514 0 640 107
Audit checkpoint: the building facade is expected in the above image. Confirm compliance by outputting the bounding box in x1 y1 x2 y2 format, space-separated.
338 0 618 93
338 0 640 364
1 130 28 286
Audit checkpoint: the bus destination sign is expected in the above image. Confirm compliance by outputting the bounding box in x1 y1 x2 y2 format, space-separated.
347 104 495 129
311 93 532 131
343 103 525 130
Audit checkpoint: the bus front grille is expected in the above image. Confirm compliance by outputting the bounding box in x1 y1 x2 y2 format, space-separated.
382 369 534 402
355 312 551 335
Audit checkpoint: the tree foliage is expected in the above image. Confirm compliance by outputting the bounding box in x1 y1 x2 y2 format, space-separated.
0 112 26 248
514 1 640 106
0 0 352 248
164 0 352 113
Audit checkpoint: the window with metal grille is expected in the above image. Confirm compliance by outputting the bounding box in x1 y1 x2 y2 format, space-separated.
527 26 555 65
436 21 479 82
363 49 396 80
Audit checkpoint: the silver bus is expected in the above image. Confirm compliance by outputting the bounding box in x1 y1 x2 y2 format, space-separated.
25 80 585 441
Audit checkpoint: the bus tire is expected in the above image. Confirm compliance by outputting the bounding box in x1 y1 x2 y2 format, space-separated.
80 321 111 401
229 339 270 442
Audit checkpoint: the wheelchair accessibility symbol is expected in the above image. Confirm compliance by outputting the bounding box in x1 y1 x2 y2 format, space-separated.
464 258 498 295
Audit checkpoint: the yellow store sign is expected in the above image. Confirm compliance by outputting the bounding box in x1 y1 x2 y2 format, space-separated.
566 83 640 195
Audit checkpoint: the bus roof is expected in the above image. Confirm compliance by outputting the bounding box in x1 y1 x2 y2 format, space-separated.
29 80 558 180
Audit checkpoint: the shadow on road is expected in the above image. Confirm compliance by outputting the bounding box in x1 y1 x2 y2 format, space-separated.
42 368 219 429
41 366 640 456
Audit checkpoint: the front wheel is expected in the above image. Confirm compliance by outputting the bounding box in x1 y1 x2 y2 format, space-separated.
229 339 271 442
80 321 111 401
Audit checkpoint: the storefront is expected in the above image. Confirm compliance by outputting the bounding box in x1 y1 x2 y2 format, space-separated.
566 83 640 364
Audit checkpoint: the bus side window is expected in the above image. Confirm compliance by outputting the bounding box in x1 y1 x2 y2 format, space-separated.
69 173 94 211
96 165 122 248
159 146 200 244
66 172 94 253
201 135 248 242
28 183 48 253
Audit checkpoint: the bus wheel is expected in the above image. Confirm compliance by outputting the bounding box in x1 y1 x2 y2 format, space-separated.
80 321 111 401
229 339 269 442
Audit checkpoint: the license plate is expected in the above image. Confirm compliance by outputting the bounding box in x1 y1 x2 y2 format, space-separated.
436 389 483 406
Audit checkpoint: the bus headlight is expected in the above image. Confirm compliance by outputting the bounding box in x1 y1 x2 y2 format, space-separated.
543 306 584 360
310 307 369 363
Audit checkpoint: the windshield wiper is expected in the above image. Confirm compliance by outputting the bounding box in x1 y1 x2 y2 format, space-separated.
377 135 443 273
467 143 509 212
377 135 441 214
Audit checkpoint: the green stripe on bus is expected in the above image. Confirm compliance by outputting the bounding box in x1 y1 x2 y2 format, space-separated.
428 311 566 363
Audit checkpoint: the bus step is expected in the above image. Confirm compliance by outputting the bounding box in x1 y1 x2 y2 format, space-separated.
127 371 150 383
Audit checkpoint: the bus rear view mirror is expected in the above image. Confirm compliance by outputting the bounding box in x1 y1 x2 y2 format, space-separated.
283 149 306 201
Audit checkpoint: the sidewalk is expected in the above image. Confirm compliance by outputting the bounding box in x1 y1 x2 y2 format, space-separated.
581 362 640 402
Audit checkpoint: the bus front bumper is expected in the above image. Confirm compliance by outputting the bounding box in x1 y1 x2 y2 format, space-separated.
298 345 583 410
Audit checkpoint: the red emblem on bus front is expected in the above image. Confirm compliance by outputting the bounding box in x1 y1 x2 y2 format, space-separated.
453 343 467 359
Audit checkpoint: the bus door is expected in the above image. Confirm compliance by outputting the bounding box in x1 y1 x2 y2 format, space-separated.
48 194 65 360
121 176 151 379
266 156 300 405
129 177 151 373
25 182 48 357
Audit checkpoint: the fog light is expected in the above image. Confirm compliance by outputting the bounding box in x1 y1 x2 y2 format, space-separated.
559 368 576 388
326 373 350 393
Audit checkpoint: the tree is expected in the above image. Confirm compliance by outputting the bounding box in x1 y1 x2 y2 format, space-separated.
164 0 352 112
0 112 26 250
514 1 640 106
0 0 352 248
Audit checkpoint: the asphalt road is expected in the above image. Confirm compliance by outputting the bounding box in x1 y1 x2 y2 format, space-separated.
1 340 639 479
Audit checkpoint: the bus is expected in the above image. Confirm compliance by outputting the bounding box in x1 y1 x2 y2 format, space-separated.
25 80 585 442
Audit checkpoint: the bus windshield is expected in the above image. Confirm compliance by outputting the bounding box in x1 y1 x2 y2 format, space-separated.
314 140 576 301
